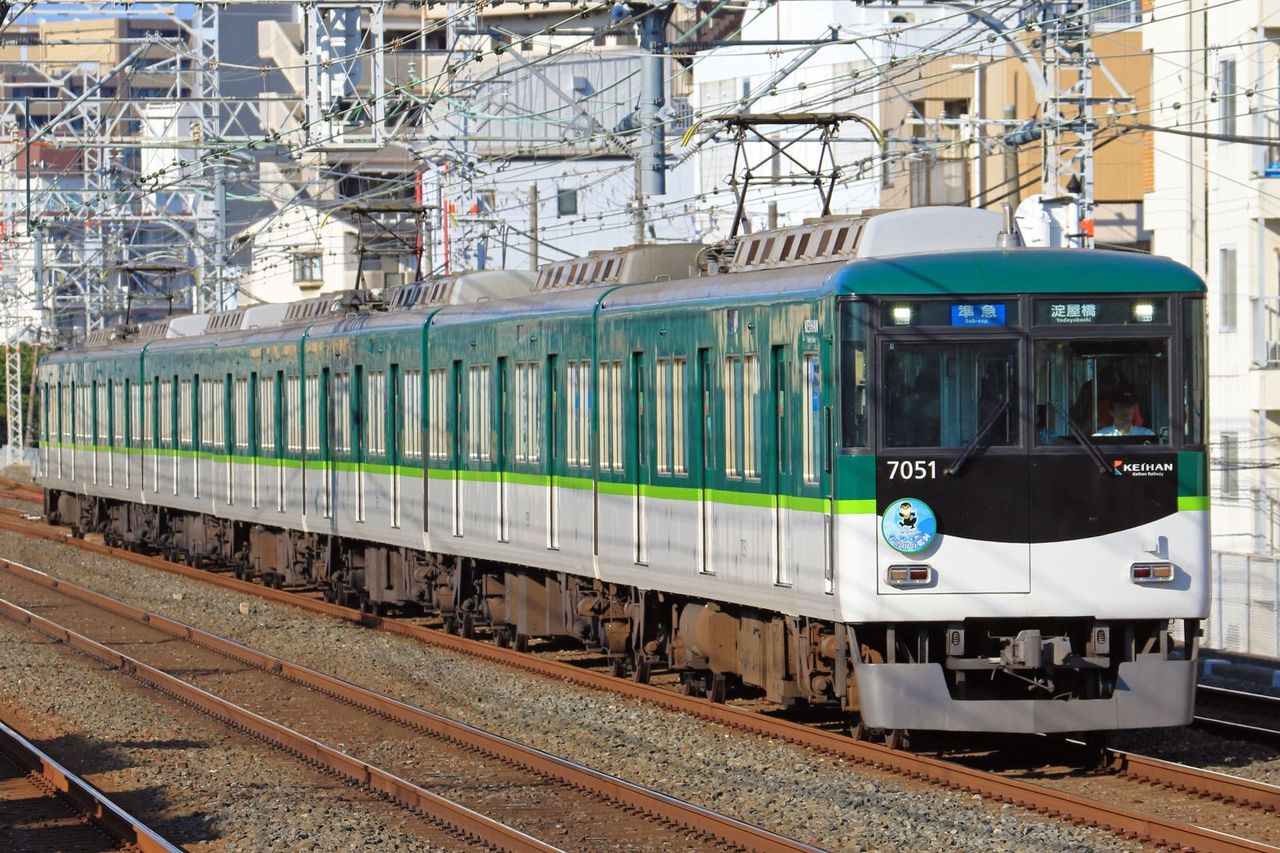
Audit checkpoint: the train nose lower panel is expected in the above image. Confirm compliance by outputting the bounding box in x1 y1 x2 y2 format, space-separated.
851 656 1195 732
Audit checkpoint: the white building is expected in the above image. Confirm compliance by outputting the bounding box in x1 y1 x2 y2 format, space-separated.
1144 3 1280 556
239 203 363 303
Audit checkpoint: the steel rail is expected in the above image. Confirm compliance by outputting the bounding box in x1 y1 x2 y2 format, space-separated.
1108 750 1280 813
0 594 560 853
1194 684 1280 746
1 509 1278 851
0 717 181 853
0 556 819 853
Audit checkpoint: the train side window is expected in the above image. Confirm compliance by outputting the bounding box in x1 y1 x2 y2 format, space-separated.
330 373 347 454
160 380 174 446
403 369 423 460
803 354 821 484
234 378 249 451
287 376 303 452
567 361 582 466
365 371 385 456
598 360 623 471
260 374 277 453
305 374 320 454
655 357 687 476
428 368 446 460
179 379 193 448
744 354 760 480
724 355 742 479
515 362 541 463
467 365 491 462
112 380 124 446
840 302 869 448
96 381 108 446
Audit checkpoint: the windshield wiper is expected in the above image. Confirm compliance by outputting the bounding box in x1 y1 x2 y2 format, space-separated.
1055 403 1113 477
945 399 1010 477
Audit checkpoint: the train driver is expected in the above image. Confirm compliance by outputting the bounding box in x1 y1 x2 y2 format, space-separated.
1093 388 1154 437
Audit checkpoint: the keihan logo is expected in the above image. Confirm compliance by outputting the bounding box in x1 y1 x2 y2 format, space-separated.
1112 459 1175 477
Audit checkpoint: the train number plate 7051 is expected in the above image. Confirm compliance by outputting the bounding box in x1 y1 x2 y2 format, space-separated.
885 460 937 480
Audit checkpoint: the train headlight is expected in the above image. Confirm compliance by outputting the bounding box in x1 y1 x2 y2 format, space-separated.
1130 562 1174 583
887 564 932 586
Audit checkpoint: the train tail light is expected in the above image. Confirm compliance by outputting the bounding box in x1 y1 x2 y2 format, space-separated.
887 565 932 586
1130 562 1174 583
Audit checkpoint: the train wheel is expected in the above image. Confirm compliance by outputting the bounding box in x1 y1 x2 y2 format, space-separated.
460 612 475 639
706 673 727 704
885 729 907 751
513 633 529 653
494 628 511 649
632 656 651 685
271 573 284 590
608 657 626 679
679 675 701 697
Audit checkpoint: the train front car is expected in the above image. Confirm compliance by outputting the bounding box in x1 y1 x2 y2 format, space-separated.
837 250 1208 734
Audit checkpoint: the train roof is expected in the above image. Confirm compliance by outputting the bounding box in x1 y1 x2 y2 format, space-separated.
828 248 1206 296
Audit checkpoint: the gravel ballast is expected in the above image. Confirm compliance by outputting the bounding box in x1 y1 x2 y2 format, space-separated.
0 613 467 851
0 529 1150 851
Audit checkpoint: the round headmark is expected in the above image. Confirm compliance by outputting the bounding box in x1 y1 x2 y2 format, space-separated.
881 498 937 554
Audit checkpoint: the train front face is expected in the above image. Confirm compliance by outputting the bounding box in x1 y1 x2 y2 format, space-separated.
834 251 1209 733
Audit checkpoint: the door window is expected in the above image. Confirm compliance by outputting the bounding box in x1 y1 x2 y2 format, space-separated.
882 341 1018 448
1034 339 1169 445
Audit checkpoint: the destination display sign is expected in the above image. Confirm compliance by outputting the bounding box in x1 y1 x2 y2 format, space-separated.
1034 298 1168 326
950 303 1006 327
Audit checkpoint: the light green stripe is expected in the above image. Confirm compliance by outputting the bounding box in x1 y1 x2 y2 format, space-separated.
779 494 829 514
598 480 636 497
505 471 549 487
1178 496 1209 511
457 469 500 483
706 488 774 509
557 475 594 492
427 467 455 481
639 483 700 502
835 498 878 515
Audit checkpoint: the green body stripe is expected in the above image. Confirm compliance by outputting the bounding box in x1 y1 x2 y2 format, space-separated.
835 498 878 515
598 480 636 497
1178 496 1209 511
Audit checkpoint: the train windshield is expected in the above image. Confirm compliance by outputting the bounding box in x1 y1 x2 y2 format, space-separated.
882 341 1018 448
1034 339 1170 445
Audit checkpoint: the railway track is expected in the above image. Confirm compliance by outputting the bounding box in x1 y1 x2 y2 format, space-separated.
1195 684 1280 745
0 716 179 853
0 555 817 853
0 496 1277 851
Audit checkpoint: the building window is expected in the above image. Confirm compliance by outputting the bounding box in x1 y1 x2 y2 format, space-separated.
1219 59 1237 137
293 253 323 282
1220 247 1238 332
1220 432 1238 499
557 188 578 217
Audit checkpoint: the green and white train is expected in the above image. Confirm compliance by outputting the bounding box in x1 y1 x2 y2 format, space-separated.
36 208 1209 735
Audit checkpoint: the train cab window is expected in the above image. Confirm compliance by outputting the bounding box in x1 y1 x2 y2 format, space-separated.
882 342 1017 449
1034 339 1170 445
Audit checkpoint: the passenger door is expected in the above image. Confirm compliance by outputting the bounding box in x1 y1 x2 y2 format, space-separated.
875 338 1030 594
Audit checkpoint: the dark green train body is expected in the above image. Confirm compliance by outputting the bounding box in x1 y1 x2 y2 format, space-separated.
35 208 1209 734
